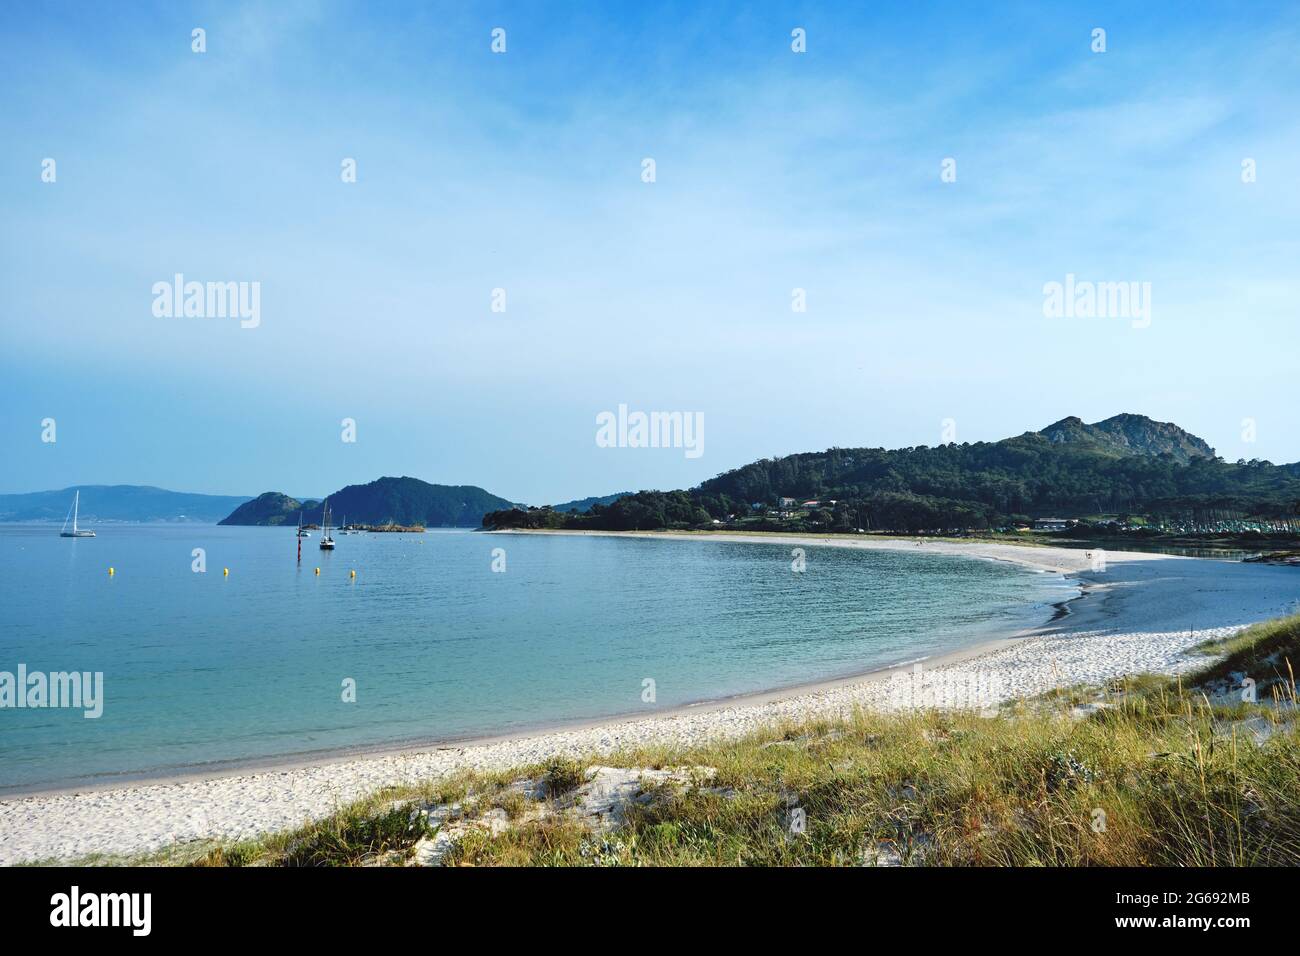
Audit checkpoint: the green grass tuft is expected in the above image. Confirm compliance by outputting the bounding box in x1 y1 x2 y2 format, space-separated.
541 756 587 797
195 799 429 867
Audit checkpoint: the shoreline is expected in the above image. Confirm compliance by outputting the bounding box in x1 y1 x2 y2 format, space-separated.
2 532 1295 865
0 592 1082 803
0 532 1084 801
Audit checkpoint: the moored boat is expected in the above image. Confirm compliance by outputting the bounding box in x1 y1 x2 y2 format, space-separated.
319 500 336 550
59 490 96 538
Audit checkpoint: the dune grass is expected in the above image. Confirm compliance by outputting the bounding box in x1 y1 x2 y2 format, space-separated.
178 613 1300 867
192 794 429 868
1191 613 1300 695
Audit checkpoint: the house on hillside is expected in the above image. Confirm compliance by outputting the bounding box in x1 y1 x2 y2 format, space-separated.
1033 518 1072 531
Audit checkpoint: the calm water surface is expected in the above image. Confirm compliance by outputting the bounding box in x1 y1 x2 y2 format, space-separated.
0 525 1073 791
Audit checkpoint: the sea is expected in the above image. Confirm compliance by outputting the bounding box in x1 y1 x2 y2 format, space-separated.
0 524 1075 792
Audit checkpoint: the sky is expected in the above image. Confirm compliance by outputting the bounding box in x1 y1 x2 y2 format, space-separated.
3 1 1298 503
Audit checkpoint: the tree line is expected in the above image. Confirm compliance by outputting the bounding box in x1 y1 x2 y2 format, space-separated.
484 434 1300 534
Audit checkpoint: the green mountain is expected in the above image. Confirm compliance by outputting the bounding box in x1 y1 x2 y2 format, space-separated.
485 414 1300 534
218 492 319 527
1038 414 1215 463
548 492 634 514
220 477 513 528
0 485 252 523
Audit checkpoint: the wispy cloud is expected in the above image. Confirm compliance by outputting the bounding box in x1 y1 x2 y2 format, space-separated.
2 1 1298 498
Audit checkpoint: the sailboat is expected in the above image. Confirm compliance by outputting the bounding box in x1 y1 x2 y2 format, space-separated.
60 490 96 538
296 513 310 538
319 499 335 550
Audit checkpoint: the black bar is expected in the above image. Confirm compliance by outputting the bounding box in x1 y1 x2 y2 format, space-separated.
0 866 1280 942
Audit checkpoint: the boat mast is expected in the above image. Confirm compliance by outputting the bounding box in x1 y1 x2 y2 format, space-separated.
72 490 79 534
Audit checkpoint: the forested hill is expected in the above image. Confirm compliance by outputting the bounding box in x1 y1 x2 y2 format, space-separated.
549 492 634 514
218 492 317 527
484 415 1300 534
221 477 514 527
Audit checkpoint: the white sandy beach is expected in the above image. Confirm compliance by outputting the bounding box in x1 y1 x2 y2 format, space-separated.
1 532 1295 865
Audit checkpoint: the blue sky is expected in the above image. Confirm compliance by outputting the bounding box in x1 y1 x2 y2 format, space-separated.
3 1 1298 501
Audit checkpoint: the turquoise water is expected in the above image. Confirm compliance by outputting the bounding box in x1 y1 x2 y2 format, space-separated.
0 525 1072 791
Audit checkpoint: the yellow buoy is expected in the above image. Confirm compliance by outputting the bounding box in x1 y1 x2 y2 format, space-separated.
223 568 229 576
350 570 356 578
108 567 115 575
314 567 320 575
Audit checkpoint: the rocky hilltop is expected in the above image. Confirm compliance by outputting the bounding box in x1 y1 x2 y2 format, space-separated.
1039 414 1216 464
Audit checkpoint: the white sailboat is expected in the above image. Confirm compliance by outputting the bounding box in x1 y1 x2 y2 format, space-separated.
59 490 96 538
297 512 310 538
319 499 335 550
